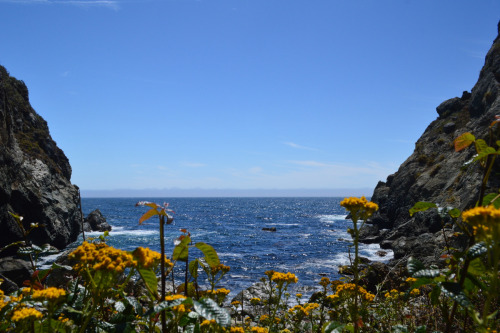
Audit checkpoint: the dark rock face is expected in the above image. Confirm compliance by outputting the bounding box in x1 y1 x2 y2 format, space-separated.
363 23 500 263
85 209 112 232
0 65 82 252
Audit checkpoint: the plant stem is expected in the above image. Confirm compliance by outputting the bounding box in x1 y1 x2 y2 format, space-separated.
159 215 167 332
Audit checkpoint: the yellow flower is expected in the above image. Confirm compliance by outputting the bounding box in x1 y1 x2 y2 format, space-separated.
11 307 43 322
319 277 330 287
214 288 230 296
271 272 298 285
201 319 216 327
462 206 500 242
410 288 420 296
133 246 173 269
250 327 269 333
231 300 241 307
165 294 186 301
32 287 66 302
340 196 378 221
260 314 269 322
230 327 245 333
295 293 302 298
250 297 261 305
406 277 417 283
70 241 135 273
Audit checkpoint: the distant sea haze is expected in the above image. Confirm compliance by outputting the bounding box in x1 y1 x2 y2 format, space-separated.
69 197 391 298
80 188 374 198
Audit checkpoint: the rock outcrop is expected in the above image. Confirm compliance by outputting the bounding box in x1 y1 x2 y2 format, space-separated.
84 209 112 232
363 22 500 265
0 65 82 252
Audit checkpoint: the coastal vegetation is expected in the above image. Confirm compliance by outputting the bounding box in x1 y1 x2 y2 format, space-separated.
1 121 500 332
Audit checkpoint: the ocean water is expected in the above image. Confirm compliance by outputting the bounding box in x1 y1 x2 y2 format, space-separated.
74 197 392 297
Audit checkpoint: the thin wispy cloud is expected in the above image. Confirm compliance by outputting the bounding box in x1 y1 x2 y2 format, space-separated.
283 142 318 151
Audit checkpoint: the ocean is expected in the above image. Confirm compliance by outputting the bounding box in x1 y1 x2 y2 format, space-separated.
73 197 392 297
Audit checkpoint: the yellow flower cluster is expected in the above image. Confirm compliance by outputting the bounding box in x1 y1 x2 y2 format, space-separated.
462 206 500 242
230 327 245 333
32 287 66 301
250 327 268 333
172 303 189 315
335 283 375 302
384 289 404 299
250 297 261 305
213 288 230 296
132 247 173 269
0 290 7 311
410 288 420 296
70 241 135 273
200 319 216 327
11 307 43 322
165 294 186 302
260 314 269 322
288 302 320 317
340 196 379 221
231 300 241 307
211 263 231 274
406 277 417 283
271 272 298 285
319 277 330 287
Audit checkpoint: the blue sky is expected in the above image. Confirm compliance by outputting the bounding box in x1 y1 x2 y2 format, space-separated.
1 0 499 196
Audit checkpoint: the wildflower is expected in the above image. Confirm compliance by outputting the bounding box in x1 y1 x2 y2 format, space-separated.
462 206 500 242
250 297 261 305
260 314 269 322
410 288 420 296
11 307 43 322
340 196 378 221
271 272 298 285
230 327 245 333
32 287 66 302
70 241 135 273
133 246 173 269
214 288 230 296
406 277 417 283
250 327 269 333
231 300 241 307
295 293 302 298
319 276 330 287
201 319 216 328
165 294 186 302
280 330 292 333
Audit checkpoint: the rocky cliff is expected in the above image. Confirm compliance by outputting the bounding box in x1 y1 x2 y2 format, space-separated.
0 65 82 252
362 22 500 265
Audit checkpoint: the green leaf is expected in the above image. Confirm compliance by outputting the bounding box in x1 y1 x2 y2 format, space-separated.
454 132 475 151
473 147 497 164
474 139 489 154
194 242 220 268
173 236 191 262
407 257 425 275
467 257 486 276
138 267 158 298
448 208 461 218
192 298 231 327
409 202 437 217
483 193 500 208
467 242 487 260
439 282 472 309
189 259 200 281
415 326 427 333
429 285 441 305
323 322 346 333
414 269 441 278
139 208 159 224
391 325 409 333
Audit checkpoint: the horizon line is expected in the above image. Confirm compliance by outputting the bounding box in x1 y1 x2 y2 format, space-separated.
79 187 375 198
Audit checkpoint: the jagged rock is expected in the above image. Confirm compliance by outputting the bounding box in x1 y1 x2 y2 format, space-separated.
0 256 32 287
362 22 500 265
0 66 82 253
0 273 19 294
85 209 112 232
